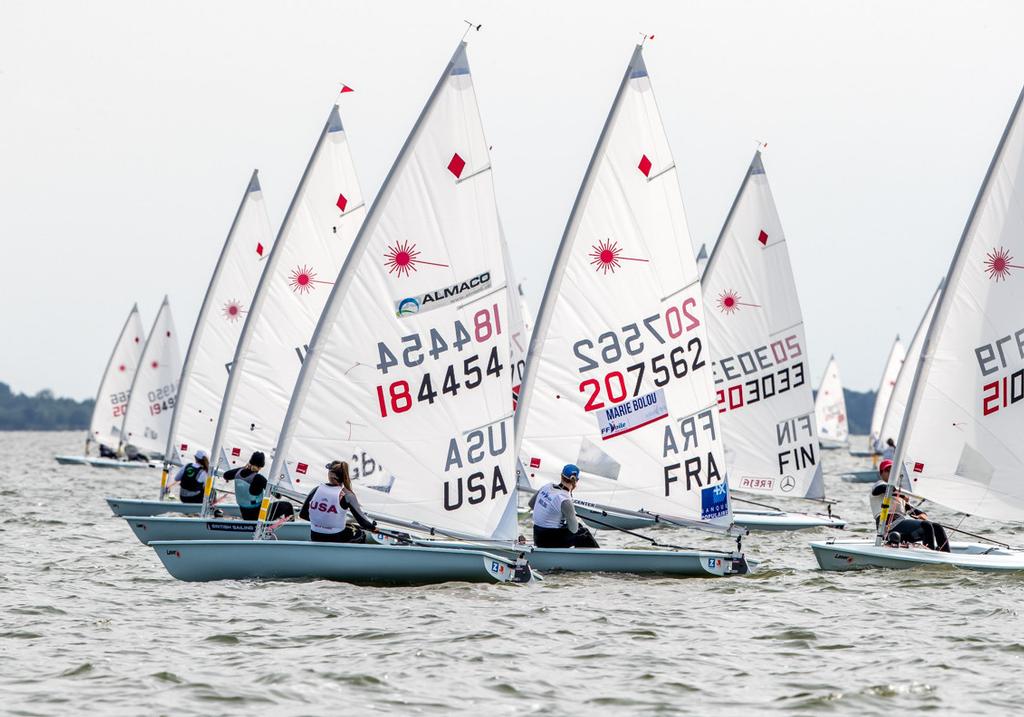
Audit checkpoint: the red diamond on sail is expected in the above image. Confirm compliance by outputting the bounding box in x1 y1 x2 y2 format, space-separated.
336 193 348 212
913 462 924 473
447 153 466 178
758 230 768 245
638 154 652 177
180 443 188 452
118 364 126 372
296 462 309 475
151 361 159 369
529 457 541 469
231 447 241 457
256 242 264 257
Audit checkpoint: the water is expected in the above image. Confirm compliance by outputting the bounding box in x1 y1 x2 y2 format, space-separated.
3 431 1023 715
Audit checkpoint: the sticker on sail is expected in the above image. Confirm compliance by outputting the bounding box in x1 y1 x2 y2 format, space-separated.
595 388 668 440
394 271 491 316
700 483 730 520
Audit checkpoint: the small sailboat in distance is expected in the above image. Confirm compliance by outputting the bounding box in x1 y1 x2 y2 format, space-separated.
813 84 1024 572
814 356 849 449
841 286 941 482
55 304 145 466
92 297 180 468
851 334 905 458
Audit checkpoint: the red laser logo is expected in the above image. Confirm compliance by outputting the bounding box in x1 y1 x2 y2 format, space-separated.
589 239 647 275
222 300 245 322
985 247 1023 282
384 240 449 278
716 289 760 314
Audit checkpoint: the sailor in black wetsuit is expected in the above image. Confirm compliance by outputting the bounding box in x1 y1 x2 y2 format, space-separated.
531 464 600 549
299 461 375 543
871 459 950 552
167 450 210 504
222 451 294 522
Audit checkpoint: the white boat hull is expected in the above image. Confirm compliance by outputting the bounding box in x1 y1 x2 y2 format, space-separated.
520 546 751 576
86 457 157 469
150 540 527 585
847 449 875 458
810 538 1024 572
123 515 309 544
106 497 241 518
818 438 849 450
54 455 90 465
840 470 879 483
576 504 844 533
422 539 752 576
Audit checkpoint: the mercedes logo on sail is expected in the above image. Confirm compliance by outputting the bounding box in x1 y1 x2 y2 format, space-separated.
780 476 796 492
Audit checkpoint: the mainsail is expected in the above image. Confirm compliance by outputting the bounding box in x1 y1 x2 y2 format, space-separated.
164 171 275 464
892 86 1024 521
877 283 942 447
702 151 824 500
210 105 366 483
270 41 517 540
868 335 906 451
515 45 732 529
120 297 181 457
88 304 146 451
814 356 849 444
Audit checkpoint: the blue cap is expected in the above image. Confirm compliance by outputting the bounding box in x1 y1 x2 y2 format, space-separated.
562 464 580 479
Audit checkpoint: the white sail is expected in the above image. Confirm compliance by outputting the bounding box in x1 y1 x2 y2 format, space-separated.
87 304 146 450
502 225 528 412
165 171 275 464
702 152 824 500
868 336 906 450
210 105 366 485
271 42 516 540
894 86 1024 521
814 357 849 444
515 46 732 530
120 297 181 456
878 283 942 447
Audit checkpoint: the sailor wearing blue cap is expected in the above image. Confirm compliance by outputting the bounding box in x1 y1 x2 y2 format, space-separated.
530 464 600 548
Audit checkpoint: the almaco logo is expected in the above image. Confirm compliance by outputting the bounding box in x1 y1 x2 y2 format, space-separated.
395 271 491 317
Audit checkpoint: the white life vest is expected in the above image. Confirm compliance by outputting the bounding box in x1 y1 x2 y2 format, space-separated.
308 484 347 534
870 480 906 523
533 483 571 529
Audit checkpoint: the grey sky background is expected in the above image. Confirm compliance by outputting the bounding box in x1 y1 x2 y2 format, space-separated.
2 0 1022 400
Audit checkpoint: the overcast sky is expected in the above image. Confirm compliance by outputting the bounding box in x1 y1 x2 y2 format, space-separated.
2 0 1022 399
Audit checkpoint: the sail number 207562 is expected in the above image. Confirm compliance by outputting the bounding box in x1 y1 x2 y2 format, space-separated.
571 300 700 374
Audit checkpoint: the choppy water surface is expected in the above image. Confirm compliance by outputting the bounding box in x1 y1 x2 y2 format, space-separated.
3 432 1023 715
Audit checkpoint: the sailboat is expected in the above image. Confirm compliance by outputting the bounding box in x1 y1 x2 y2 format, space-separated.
93 297 181 468
148 40 536 584
108 174 275 518
55 304 145 466
850 335 905 457
841 287 941 482
108 102 367 520
812 85 1024 571
693 150 845 531
511 43 751 575
814 356 849 449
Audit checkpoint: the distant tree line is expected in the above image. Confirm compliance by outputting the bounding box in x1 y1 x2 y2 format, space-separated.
0 382 93 430
0 380 877 434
